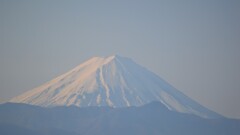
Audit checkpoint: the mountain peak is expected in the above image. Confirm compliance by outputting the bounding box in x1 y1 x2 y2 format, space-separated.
103 54 120 64
10 55 222 118
87 54 121 62
80 55 128 70
106 54 120 59
102 54 124 62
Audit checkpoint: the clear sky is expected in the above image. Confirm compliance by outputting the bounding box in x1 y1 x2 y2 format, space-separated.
1 0 240 118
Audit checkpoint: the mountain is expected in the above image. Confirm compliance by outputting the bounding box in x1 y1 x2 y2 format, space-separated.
0 102 239 135
10 55 220 118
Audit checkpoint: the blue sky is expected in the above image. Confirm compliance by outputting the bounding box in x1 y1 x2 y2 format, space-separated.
1 0 240 118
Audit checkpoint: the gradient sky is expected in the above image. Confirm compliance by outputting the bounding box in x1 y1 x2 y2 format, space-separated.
1 0 240 118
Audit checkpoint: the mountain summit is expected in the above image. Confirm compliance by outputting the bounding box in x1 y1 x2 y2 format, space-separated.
10 55 221 118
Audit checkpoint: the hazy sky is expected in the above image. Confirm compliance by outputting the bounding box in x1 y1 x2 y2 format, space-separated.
1 0 240 118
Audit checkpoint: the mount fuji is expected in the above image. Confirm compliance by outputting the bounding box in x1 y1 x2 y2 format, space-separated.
10 55 221 118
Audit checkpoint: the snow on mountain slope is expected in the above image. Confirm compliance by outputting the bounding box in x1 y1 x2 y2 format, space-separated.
10 55 221 118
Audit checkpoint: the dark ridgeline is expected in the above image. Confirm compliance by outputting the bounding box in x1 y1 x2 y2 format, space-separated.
0 102 239 135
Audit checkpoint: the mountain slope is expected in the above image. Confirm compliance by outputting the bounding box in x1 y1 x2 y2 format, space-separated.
0 102 239 135
10 55 221 118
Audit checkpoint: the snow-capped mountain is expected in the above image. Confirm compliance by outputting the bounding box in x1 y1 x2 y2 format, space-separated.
10 55 221 118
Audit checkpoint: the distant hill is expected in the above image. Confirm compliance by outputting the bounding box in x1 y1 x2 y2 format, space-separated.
0 102 239 135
